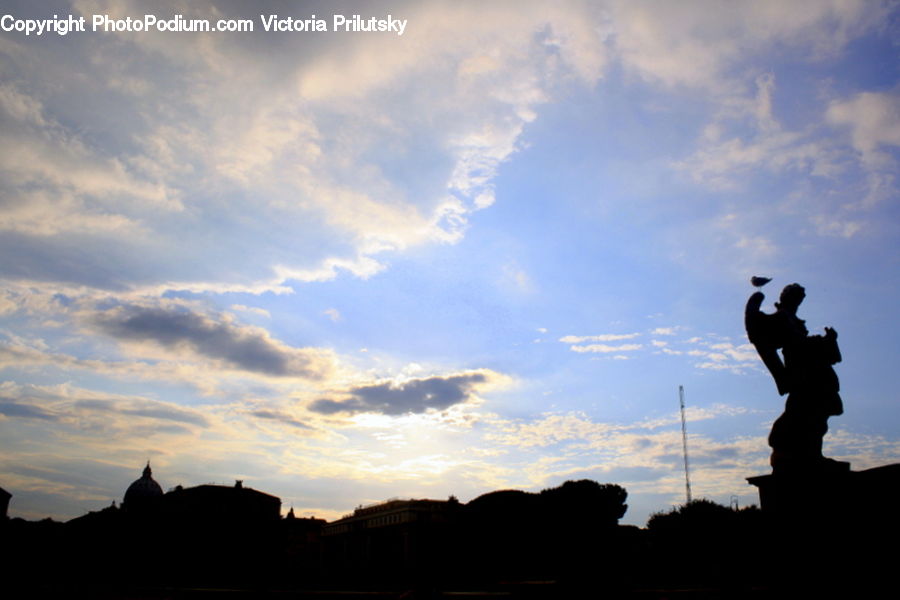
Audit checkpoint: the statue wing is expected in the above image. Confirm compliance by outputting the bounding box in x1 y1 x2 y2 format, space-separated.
745 292 790 395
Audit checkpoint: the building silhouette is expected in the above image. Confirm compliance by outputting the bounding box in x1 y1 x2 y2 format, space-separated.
56 464 290 586
6 464 645 594
122 461 163 512
162 479 281 523
321 497 459 581
0 485 10 519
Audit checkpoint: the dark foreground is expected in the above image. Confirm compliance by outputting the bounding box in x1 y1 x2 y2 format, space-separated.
0 582 831 600
5 478 896 598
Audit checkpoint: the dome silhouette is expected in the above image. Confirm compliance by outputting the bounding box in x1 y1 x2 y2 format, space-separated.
123 462 163 510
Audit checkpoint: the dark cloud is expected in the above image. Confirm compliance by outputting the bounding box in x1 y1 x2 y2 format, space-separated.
0 398 58 421
89 304 332 379
8 464 110 491
310 372 488 416
0 232 131 291
129 423 195 437
250 409 314 430
0 385 208 433
691 446 742 466
74 399 209 427
310 398 366 415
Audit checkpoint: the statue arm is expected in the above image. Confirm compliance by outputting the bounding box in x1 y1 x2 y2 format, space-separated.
824 327 842 364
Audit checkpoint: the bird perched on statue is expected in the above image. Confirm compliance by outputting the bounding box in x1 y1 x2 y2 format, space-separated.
751 276 772 287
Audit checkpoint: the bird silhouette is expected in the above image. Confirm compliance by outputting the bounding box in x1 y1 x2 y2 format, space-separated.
751 276 772 287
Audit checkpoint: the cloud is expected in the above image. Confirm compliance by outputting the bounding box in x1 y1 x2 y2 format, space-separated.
559 332 647 356
87 303 335 380
827 91 900 166
230 304 271 318
826 90 900 209
609 0 882 91
482 406 768 507
626 6 893 243
824 429 900 470
569 343 643 354
485 412 622 449
559 333 640 343
558 328 763 375
675 128 835 190
0 381 209 430
685 339 759 374
0 83 173 208
249 409 315 431
0 0 610 296
501 262 534 293
650 327 678 336
74 398 209 427
2 1 886 299
0 398 59 421
672 72 840 192
0 334 236 397
309 371 494 416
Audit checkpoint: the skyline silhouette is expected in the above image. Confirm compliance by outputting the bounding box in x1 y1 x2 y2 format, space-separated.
5 462 897 597
2 0 899 535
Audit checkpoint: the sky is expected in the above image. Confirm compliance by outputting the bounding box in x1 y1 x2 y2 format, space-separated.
1 0 898 527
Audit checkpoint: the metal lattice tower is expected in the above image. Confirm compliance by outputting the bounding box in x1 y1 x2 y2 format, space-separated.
679 385 692 504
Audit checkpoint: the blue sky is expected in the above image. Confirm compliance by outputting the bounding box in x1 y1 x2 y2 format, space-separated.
1 0 898 526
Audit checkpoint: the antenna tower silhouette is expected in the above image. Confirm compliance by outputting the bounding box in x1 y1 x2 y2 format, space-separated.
679 385 692 503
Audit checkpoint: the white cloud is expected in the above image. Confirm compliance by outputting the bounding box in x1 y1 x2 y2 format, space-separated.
609 0 881 91
675 130 835 190
560 327 763 375
650 327 678 336
230 305 271 319
826 90 900 210
810 214 864 239
686 339 759 374
569 343 643 354
0 1 609 296
827 91 900 167
625 4 893 244
560 333 640 343
2 0 889 298
672 73 839 191
735 235 777 259
501 262 534 293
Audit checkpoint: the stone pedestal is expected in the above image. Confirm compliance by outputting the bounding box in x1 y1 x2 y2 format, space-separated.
747 463 900 594
748 463 900 528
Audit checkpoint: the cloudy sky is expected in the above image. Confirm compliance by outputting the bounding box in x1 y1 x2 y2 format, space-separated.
1 0 898 526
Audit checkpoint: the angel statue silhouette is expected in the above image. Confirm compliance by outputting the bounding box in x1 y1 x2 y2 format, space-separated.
745 278 848 473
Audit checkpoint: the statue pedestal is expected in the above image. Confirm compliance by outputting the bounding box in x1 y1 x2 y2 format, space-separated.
748 464 900 594
747 463 900 527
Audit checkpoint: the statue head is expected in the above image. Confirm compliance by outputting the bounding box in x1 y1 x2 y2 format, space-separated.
775 283 805 312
